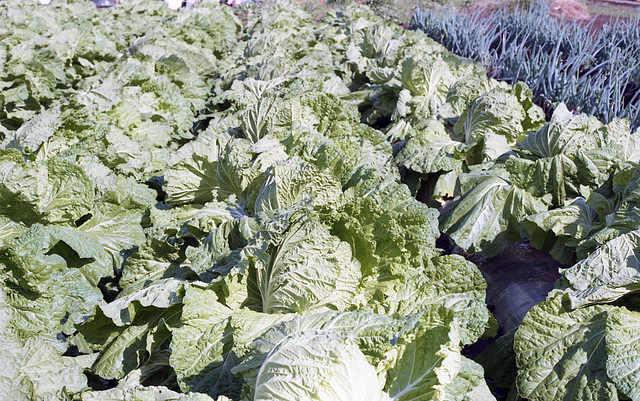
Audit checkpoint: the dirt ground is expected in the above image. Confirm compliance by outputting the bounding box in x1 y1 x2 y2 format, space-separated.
552 0 639 29
464 0 639 31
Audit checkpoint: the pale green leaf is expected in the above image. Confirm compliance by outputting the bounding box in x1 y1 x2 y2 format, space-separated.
606 307 640 400
169 285 238 398
248 216 361 313
253 332 387 401
443 356 495 401
560 229 640 309
383 254 490 345
90 304 182 380
395 118 465 175
232 311 398 401
520 104 603 159
101 278 188 326
439 174 549 256
514 294 617 401
522 197 605 264
254 158 343 214
386 305 462 401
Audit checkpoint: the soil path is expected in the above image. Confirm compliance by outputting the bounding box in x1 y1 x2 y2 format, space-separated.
585 0 640 30
479 243 564 333
465 0 639 32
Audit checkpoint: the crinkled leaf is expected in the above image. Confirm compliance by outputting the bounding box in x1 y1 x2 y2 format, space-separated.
233 311 399 401
331 178 440 282
439 174 549 256
254 158 342 214
0 159 93 224
247 215 361 313
606 307 640 400
101 278 188 326
0 337 95 401
248 331 387 401
384 254 490 345
514 294 617 401
386 305 462 401
88 304 182 380
442 356 495 401
522 197 605 264
560 229 640 309
169 285 239 398
455 86 543 164
78 203 147 272
520 104 603 159
79 369 183 401
395 118 465 175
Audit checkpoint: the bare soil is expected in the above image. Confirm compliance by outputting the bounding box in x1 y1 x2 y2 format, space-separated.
479 243 564 332
464 0 639 31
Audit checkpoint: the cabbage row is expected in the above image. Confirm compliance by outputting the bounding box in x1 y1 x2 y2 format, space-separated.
0 1 639 400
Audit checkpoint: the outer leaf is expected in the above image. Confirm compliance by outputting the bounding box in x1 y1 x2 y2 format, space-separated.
606 307 640 400
384 254 490 346
476 329 518 390
255 332 387 401
165 149 219 206
0 159 93 224
101 278 188 326
79 369 184 401
45 225 112 286
439 174 549 256
514 294 617 401
90 304 182 380
386 305 462 401
229 310 296 359
560 229 640 309
520 104 603 159
0 285 95 400
442 356 495 401
522 197 604 264
170 285 238 399
0 337 95 400
331 178 440 281
248 216 361 314
395 118 465 175
77 203 147 272
454 86 542 164
121 238 183 289
3 285 68 345
8 103 62 156
233 311 398 401
253 158 342 213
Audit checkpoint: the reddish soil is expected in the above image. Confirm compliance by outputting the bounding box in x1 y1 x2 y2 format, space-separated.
465 0 640 32
580 0 640 31
590 14 620 29
586 5 640 31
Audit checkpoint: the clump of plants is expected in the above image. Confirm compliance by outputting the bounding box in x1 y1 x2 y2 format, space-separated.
412 2 640 129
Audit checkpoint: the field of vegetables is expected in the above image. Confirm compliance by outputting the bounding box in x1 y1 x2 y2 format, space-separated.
1 0 640 400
